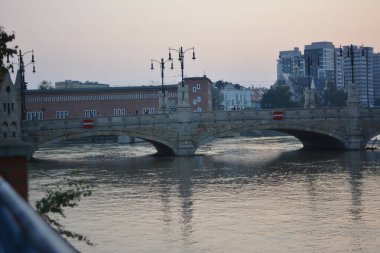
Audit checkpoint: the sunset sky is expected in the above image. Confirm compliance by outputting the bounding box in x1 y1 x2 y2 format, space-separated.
1 0 380 89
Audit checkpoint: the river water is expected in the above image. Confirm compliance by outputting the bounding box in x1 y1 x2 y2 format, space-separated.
28 136 380 253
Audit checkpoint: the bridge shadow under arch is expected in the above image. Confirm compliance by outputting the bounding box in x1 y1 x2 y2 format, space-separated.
36 130 177 156
195 123 347 153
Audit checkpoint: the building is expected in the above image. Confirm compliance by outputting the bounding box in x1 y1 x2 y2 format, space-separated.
251 88 266 109
54 80 110 89
277 47 305 81
342 45 374 107
0 71 21 141
186 76 213 112
304 41 336 92
25 76 213 120
335 48 345 90
219 83 253 110
373 53 380 106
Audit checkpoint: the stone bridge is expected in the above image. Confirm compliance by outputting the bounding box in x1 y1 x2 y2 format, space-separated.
21 105 380 156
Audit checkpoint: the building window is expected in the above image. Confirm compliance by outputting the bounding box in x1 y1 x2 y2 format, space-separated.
197 84 200 89
56 111 69 119
197 96 201 102
197 107 202 112
85 109 97 118
27 111 44 120
2 122 8 138
193 99 197 105
193 87 197 92
142 108 155 114
113 109 126 116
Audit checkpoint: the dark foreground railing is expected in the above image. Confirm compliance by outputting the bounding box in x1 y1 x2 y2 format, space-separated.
0 177 77 253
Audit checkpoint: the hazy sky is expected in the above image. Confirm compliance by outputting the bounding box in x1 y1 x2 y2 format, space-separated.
1 0 380 89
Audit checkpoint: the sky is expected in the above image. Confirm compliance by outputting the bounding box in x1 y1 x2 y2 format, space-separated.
1 0 380 89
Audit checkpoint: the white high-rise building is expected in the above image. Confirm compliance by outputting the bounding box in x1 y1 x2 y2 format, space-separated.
373 53 380 106
342 45 374 107
335 48 345 90
277 47 305 81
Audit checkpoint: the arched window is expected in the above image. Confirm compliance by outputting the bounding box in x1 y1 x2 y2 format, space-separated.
10 122 17 138
2 122 8 138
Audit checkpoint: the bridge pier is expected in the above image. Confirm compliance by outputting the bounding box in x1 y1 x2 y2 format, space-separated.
174 144 196 156
345 81 367 150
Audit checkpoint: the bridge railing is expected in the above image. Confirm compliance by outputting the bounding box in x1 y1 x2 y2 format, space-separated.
22 107 354 134
0 177 77 253
193 107 349 121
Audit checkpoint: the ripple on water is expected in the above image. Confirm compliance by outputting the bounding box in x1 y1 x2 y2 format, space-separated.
28 136 380 253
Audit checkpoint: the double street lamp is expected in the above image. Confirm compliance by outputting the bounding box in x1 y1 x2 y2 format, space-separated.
150 46 196 109
7 49 36 120
340 44 369 107
168 46 196 88
150 58 173 97
168 47 195 107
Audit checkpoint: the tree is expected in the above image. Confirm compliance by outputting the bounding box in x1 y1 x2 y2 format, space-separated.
35 175 94 246
214 80 243 90
261 85 301 109
38 80 54 90
322 85 348 107
0 26 17 73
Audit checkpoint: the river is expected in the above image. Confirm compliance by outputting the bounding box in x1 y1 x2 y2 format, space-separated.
28 136 380 253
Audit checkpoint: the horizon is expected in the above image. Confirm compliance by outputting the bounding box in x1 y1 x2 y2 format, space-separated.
2 0 380 89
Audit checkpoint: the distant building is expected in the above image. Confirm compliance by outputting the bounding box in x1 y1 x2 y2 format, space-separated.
342 45 374 107
335 48 345 90
373 53 380 106
277 47 305 81
304 41 336 92
26 76 213 120
272 73 298 102
55 80 110 89
219 84 253 110
251 88 267 109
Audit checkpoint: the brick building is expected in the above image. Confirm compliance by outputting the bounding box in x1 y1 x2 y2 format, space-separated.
25 76 213 120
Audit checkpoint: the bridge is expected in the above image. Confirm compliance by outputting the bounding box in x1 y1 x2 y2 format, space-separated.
22 104 380 156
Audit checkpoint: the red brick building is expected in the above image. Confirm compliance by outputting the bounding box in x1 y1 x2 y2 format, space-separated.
25 76 213 120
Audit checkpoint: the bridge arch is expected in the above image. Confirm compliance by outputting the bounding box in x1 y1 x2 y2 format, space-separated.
195 122 347 152
33 130 177 156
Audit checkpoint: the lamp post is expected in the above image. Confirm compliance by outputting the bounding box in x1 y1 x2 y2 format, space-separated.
7 49 36 120
168 46 195 107
168 46 196 87
340 44 357 84
361 46 370 108
340 44 367 107
150 58 173 97
304 56 317 108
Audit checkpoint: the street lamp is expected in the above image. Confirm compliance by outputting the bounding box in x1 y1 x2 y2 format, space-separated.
361 45 370 108
340 44 366 106
305 56 313 89
303 55 318 108
341 45 355 83
168 46 195 107
168 46 196 88
7 49 36 120
150 57 173 97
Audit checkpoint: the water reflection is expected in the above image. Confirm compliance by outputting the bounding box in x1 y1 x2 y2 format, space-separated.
28 137 380 253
